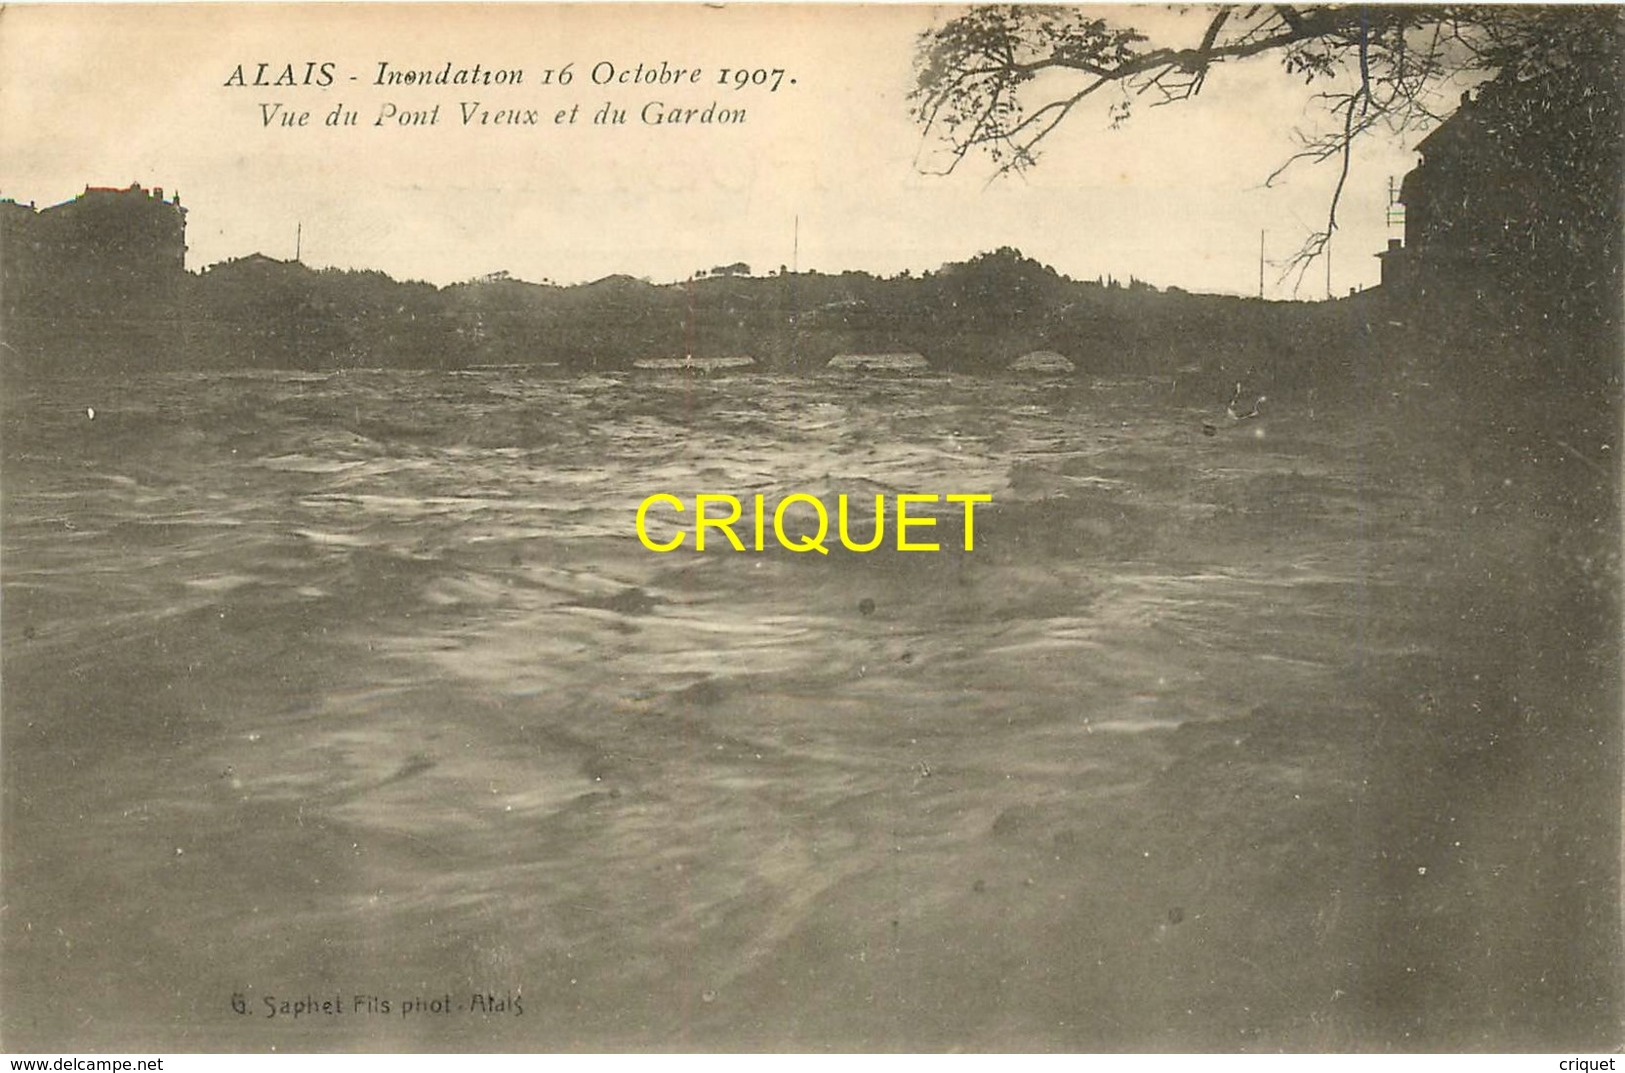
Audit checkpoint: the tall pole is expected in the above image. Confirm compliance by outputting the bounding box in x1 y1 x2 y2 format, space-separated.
295 221 302 263
1326 239 1332 300
684 275 695 362
1258 230 1265 300
789 215 800 367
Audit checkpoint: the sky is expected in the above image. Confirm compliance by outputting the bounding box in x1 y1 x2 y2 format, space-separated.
0 3 1450 298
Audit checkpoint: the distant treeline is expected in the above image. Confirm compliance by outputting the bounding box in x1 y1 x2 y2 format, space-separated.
3 246 1383 394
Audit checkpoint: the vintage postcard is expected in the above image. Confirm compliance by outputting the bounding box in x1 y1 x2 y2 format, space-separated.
1 2 1619 1054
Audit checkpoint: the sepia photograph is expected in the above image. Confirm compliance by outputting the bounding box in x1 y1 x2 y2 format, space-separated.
1 1 1619 1054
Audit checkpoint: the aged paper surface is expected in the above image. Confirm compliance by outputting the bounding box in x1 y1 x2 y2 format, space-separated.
2 2 1619 1053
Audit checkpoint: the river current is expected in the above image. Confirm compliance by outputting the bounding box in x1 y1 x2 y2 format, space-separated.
2 367 1616 1050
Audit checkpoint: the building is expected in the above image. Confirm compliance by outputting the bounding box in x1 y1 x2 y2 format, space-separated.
1378 62 1621 325
1 184 190 368
2 183 188 319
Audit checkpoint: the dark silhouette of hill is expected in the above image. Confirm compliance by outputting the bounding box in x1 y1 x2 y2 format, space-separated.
4 234 1365 404
179 256 457 369
1 215 1614 421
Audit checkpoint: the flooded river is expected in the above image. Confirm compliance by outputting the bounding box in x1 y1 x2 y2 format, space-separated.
2 367 1617 1050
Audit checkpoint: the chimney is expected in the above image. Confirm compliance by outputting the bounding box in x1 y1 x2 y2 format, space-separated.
1388 238 1403 252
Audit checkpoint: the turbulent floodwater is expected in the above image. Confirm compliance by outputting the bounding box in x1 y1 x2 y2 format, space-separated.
2 367 1617 1051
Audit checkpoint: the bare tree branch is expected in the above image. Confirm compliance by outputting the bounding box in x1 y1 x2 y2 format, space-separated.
910 4 1605 276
